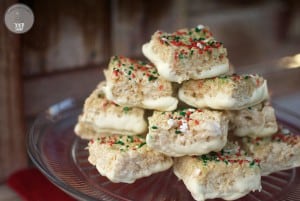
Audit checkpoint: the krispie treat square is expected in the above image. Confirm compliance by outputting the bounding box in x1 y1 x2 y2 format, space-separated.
179 74 268 110
74 82 147 139
103 56 178 111
146 108 228 157
240 128 300 175
88 135 173 183
142 25 229 83
226 101 278 137
173 142 261 201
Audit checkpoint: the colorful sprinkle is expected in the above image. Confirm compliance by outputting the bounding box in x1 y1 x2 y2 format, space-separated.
110 56 159 82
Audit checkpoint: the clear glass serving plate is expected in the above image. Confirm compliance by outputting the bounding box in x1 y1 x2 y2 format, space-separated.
27 99 300 201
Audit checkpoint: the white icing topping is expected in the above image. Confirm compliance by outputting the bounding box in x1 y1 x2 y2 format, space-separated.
146 132 227 157
282 128 290 134
161 37 168 41
85 112 147 135
142 97 178 111
179 80 269 110
196 42 203 49
197 24 205 29
104 82 178 111
179 120 189 133
167 118 177 128
200 121 222 136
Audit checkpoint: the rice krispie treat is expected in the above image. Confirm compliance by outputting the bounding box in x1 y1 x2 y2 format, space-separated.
173 142 261 201
103 56 178 111
146 108 228 157
74 82 147 139
179 74 269 110
142 25 229 83
88 135 173 183
240 128 300 176
226 102 278 137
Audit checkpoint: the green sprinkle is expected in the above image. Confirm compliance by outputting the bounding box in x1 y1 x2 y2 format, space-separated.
174 36 180 42
190 50 194 56
138 142 146 148
195 27 201 32
151 126 158 129
201 155 208 160
116 140 124 145
179 53 185 60
148 75 158 81
127 136 134 143
249 161 255 167
200 155 208 165
179 111 186 116
123 107 132 113
207 40 215 46
219 75 228 79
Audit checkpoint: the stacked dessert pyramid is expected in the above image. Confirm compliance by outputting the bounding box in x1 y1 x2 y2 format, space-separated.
74 25 300 201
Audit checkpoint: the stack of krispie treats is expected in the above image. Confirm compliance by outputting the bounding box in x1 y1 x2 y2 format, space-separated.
74 25 300 201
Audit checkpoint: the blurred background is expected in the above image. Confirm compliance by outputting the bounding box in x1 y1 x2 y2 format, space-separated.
1 0 300 199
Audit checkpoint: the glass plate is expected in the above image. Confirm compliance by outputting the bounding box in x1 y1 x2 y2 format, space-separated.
27 100 300 201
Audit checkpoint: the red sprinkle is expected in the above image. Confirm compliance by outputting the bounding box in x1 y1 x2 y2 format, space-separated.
113 69 119 77
198 81 203 88
256 79 260 86
140 66 148 71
